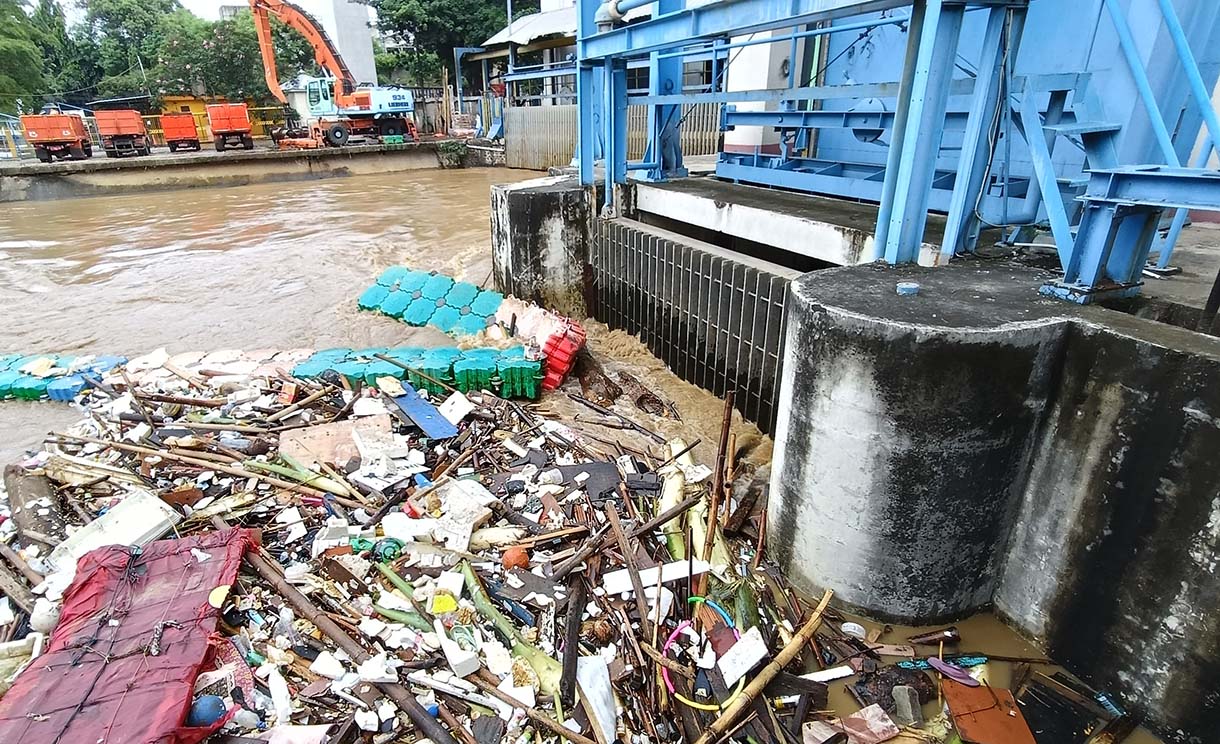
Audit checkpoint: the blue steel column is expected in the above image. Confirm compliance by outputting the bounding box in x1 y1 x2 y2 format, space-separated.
876 0 966 264
1149 0 1220 269
577 0 602 185
603 59 628 212
642 0 687 181
940 6 1023 262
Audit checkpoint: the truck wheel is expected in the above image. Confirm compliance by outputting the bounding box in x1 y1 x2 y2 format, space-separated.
83 143 93 157
35 147 51 164
105 148 118 158
323 123 349 147
69 145 86 160
378 120 403 137
215 139 226 152
168 142 178 153
138 143 151 156
242 135 254 150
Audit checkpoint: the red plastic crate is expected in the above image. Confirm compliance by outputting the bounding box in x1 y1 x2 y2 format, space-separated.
540 319 587 390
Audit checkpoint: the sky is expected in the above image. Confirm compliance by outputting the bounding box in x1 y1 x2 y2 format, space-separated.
63 0 376 26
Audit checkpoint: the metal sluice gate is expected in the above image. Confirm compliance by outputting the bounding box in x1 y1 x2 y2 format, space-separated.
590 219 797 434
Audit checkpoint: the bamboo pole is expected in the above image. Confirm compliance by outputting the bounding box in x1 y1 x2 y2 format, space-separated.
692 589 833 744
211 517 460 744
469 671 597 744
53 432 364 508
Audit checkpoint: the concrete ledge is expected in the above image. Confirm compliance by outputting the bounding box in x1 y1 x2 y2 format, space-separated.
770 260 1220 743
634 178 945 267
0 142 447 202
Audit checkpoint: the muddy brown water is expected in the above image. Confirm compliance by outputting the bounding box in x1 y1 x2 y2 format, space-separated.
0 169 1163 743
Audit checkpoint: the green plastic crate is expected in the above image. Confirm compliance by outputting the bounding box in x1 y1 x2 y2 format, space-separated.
498 357 542 399
358 285 390 310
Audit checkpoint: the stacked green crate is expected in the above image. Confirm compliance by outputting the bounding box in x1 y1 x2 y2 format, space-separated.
497 347 542 399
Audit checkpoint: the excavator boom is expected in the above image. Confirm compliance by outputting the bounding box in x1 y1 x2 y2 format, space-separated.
248 0 357 106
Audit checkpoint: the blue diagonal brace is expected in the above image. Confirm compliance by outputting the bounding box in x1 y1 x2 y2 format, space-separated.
1019 91 1074 268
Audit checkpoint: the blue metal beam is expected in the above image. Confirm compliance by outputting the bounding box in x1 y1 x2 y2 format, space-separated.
1081 166 1220 209
878 0 966 264
941 6 1017 262
1019 91 1074 268
628 71 1085 106
581 0 921 60
723 107 975 131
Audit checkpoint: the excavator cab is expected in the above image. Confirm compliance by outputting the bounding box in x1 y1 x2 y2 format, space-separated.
304 77 339 118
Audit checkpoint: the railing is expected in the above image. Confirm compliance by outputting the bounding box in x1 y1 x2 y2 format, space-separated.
505 101 722 170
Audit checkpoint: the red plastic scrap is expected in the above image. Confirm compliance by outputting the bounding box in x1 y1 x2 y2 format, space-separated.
0 527 258 744
541 319 587 390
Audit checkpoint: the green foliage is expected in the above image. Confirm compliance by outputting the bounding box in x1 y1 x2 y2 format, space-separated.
152 9 315 103
28 0 102 107
369 0 509 79
0 0 46 112
437 138 467 167
3 0 317 110
375 46 443 86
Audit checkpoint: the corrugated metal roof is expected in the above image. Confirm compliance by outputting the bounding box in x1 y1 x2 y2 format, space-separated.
482 6 576 46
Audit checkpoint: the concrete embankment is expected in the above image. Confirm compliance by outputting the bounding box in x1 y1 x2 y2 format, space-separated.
0 141 500 202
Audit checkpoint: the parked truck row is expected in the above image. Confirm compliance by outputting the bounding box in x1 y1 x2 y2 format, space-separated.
19 104 260 162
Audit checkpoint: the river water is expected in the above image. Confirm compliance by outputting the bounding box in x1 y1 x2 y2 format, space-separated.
0 169 536 459
0 169 1166 743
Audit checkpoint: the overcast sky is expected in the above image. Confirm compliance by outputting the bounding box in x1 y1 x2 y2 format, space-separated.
65 0 375 25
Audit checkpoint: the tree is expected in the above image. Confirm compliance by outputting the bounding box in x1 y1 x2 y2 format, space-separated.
153 9 314 103
29 0 103 107
0 0 46 112
83 0 181 98
369 0 507 80
375 44 442 86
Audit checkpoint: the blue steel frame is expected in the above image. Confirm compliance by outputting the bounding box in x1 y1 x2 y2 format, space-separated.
577 0 1220 304
1037 0 1220 302
577 0 1031 247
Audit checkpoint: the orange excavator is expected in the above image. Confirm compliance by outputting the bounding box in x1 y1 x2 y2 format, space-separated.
250 0 418 147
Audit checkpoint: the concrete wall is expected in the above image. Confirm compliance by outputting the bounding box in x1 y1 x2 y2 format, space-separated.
0 144 443 202
490 175 596 317
299 0 378 85
769 260 1220 743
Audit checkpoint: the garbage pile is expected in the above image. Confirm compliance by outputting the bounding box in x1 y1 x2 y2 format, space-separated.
0 344 1137 744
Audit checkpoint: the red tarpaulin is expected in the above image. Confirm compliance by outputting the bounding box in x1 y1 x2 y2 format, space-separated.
0 526 257 744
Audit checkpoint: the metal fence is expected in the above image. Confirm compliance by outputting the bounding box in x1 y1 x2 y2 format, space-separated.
590 217 795 434
505 102 722 170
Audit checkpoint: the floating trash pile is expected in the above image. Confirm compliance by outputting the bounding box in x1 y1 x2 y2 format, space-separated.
0 348 1140 744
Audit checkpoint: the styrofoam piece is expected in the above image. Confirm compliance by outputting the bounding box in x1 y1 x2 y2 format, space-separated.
48 489 181 573
602 559 711 595
434 619 480 677
576 656 617 744
717 626 768 687
802 665 856 683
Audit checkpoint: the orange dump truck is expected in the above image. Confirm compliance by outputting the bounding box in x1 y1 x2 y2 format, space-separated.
206 103 254 152
95 109 151 157
21 113 92 162
161 113 201 152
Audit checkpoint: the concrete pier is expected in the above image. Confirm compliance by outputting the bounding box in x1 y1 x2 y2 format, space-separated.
490 175 597 318
769 260 1220 741
0 142 448 202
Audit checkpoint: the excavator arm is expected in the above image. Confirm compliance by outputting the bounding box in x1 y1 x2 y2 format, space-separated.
248 0 357 106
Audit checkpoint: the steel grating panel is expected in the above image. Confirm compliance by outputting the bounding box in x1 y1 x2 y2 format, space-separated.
590 218 794 434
